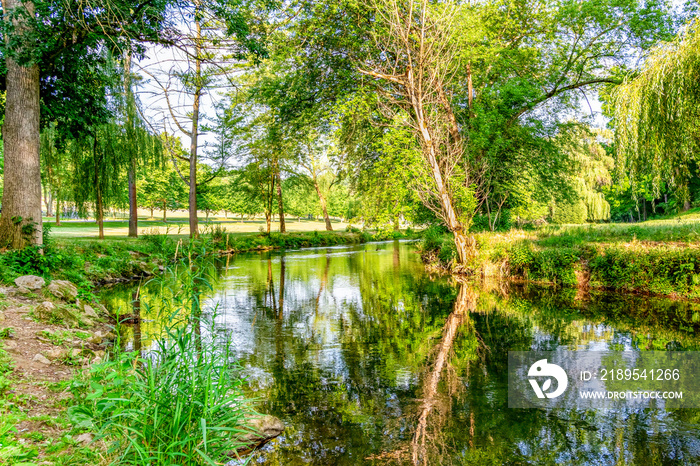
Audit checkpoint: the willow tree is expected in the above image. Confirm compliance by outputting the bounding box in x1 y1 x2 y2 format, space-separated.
614 20 700 210
72 124 128 239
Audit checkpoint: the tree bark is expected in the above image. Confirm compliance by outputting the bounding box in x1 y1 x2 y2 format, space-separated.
163 200 167 222
125 52 138 238
188 5 202 239
276 164 286 233
0 0 42 249
313 180 333 231
55 198 61 226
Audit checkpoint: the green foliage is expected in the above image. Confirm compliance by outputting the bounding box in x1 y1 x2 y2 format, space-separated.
70 305 250 466
505 244 580 286
589 247 700 297
552 200 588 224
614 19 700 204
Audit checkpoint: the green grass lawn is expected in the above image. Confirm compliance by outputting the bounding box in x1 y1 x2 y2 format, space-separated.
44 215 350 239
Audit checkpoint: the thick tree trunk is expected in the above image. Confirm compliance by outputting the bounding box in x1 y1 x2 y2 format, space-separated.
265 211 271 234
0 0 42 249
276 166 286 233
453 230 477 265
313 180 333 231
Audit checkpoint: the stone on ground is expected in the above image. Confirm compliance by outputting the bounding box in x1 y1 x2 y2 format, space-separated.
33 354 52 365
15 275 45 291
47 280 78 301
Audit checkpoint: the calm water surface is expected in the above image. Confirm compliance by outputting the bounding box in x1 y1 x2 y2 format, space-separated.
101 241 700 465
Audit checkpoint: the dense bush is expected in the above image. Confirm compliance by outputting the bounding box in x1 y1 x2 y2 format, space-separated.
505 243 579 286
589 247 700 297
470 209 512 232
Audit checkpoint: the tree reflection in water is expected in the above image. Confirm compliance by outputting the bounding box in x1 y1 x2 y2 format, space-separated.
411 282 479 465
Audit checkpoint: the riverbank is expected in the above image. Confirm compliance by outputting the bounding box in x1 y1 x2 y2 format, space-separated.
0 270 285 464
0 277 116 463
421 221 700 300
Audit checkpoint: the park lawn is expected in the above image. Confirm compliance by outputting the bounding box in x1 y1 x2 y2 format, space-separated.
44 216 350 239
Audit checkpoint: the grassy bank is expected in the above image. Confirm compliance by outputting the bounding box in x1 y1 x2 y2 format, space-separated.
0 251 277 465
421 221 700 300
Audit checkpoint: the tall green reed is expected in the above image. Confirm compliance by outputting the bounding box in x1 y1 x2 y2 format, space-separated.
70 244 251 465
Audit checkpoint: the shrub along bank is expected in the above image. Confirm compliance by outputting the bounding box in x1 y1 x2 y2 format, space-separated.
419 223 700 300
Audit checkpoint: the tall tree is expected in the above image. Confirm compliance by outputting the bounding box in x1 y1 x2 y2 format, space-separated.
0 0 173 248
0 0 41 248
139 0 269 238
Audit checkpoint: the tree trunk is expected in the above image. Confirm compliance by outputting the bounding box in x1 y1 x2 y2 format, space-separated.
128 161 138 237
643 197 647 221
684 200 691 212
188 6 202 239
276 166 286 233
55 198 61 226
453 230 477 265
125 52 138 238
43 185 53 216
265 211 271 234
93 137 104 240
313 180 333 231
0 0 42 249
97 194 104 240
163 200 167 222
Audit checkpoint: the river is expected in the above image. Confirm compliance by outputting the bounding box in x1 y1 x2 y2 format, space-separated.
100 240 700 465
